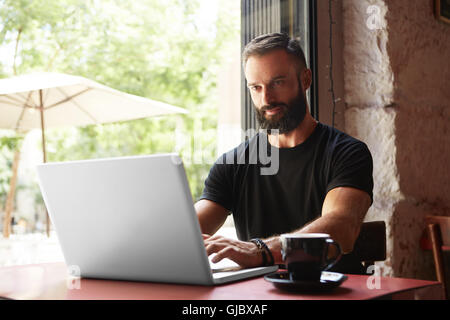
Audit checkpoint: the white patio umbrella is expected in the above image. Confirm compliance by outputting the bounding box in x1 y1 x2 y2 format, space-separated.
0 72 188 237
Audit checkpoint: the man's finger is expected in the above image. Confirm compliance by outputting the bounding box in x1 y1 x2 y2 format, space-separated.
204 239 238 252
205 242 227 255
206 234 225 242
211 247 237 263
204 236 234 247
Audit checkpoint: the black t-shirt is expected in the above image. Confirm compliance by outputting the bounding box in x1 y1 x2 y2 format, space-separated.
199 122 373 273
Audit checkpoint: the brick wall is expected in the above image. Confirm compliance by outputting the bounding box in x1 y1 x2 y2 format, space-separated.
342 0 450 279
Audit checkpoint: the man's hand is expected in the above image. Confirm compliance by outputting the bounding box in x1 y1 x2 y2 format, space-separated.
203 234 263 268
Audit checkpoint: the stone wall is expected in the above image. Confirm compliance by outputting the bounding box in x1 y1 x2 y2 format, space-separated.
341 0 450 278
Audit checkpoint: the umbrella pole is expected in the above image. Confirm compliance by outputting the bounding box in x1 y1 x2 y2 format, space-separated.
2 150 20 238
39 90 50 237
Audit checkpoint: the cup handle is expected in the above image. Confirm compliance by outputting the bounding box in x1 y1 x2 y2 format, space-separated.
323 238 342 271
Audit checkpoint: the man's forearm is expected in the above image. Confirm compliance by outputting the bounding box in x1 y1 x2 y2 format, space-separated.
264 213 363 265
297 213 361 253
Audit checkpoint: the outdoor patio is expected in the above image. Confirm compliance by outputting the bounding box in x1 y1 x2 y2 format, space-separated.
0 225 237 268
0 232 63 267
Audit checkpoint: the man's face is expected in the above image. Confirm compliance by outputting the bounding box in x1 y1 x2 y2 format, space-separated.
244 49 309 134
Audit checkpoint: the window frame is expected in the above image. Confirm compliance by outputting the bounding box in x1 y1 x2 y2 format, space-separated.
240 0 318 132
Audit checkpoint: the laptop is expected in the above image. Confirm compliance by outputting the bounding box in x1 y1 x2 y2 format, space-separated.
36 154 278 285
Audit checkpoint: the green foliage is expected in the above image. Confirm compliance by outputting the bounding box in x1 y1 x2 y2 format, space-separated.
0 0 239 213
0 133 24 204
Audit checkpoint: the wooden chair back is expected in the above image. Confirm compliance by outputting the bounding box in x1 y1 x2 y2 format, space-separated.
421 215 450 299
352 221 387 266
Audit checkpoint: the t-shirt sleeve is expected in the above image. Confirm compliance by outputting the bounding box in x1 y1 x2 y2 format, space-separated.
326 140 374 203
197 155 234 212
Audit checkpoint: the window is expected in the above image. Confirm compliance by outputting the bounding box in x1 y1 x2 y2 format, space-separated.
240 0 318 131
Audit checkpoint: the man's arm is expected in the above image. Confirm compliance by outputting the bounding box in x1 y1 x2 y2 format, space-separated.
195 199 229 236
198 187 371 268
265 186 372 264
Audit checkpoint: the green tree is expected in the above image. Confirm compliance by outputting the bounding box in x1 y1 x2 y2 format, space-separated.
0 0 239 221
0 133 24 205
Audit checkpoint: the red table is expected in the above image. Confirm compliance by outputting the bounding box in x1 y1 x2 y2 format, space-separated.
0 262 443 300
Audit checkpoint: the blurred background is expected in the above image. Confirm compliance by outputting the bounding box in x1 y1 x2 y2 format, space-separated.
0 0 241 265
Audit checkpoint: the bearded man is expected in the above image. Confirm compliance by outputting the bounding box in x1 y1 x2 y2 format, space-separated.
195 33 373 274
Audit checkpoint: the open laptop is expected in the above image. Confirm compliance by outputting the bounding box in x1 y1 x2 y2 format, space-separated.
36 154 277 285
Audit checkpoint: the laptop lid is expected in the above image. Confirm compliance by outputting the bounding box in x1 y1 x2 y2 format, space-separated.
36 154 216 285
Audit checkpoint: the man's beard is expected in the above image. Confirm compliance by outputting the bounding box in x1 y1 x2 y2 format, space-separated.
255 89 307 135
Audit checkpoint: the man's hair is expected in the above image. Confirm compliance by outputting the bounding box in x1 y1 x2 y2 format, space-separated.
242 33 307 73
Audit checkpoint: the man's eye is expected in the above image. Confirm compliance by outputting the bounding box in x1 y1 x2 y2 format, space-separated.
273 80 284 86
249 86 261 91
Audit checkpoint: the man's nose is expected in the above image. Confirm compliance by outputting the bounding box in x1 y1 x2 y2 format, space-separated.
261 87 275 106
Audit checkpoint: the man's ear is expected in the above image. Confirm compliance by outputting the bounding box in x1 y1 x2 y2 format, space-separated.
300 68 312 92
